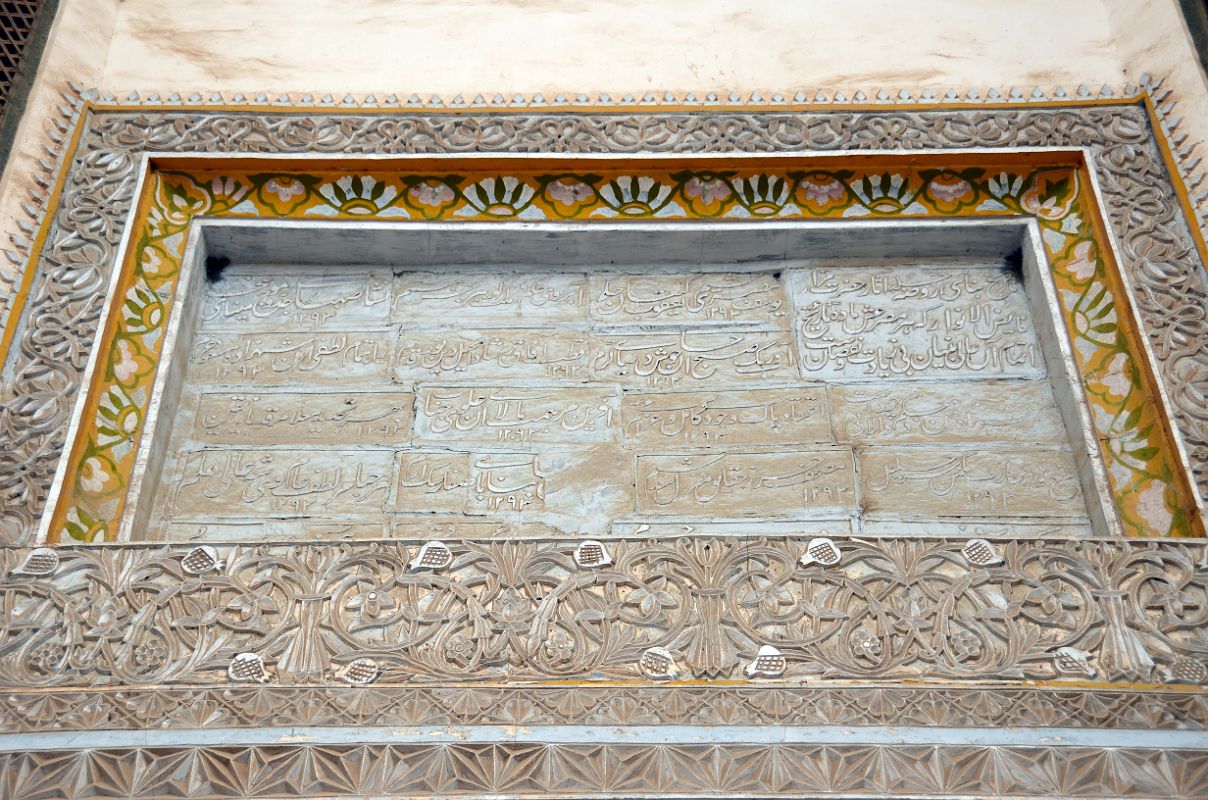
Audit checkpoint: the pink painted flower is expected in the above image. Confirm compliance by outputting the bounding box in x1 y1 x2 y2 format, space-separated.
264 177 305 202
928 177 972 202
113 339 141 383
1065 241 1097 281
409 182 455 207
546 180 593 206
683 177 731 205
1136 481 1173 533
798 176 846 209
1020 170 1077 221
1100 353 1132 398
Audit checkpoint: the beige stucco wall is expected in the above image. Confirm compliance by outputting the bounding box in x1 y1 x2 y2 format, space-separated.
0 0 1205 317
100 0 1125 96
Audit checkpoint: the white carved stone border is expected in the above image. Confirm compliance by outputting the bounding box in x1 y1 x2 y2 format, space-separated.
3 84 1207 540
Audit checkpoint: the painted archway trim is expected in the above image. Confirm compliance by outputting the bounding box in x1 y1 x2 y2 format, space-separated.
43 150 1200 541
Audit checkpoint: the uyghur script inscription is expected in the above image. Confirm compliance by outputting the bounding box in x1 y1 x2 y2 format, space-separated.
621 388 829 447
790 266 1044 379
830 381 1066 443
148 261 1096 539
192 390 413 445
201 269 392 329
588 272 789 326
191 331 393 384
636 450 856 516
172 449 393 515
415 386 619 444
394 272 588 326
861 448 1086 517
394 329 593 382
593 330 799 387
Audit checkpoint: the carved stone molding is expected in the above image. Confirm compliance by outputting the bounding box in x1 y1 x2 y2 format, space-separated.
3 684 1205 733
1 741 1205 799
0 101 1206 547
0 537 1204 690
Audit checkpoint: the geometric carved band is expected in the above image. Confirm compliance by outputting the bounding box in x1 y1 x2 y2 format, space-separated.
2 537 1204 688
0 684 1205 733
1 741 1206 799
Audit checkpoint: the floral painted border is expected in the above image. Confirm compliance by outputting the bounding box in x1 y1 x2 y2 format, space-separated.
51 156 1197 541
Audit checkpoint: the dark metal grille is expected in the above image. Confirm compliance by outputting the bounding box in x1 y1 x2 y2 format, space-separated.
0 0 42 118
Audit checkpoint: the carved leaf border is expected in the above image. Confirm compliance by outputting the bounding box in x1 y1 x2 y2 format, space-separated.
0 537 1204 688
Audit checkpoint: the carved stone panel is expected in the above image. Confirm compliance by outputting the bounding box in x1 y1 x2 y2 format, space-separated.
415 385 619 445
635 449 857 516
1 741 1205 799
191 390 414 445
190 331 394 384
621 388 830 447
147 249 1102 539
0 536 1203 686
0 101 1203 550
788 265 1045 380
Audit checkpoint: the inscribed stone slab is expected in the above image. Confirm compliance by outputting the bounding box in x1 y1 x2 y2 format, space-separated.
830 380 1066 444
200 270 393 330
587 272 789 327
189 331 394 384
393 272 589 326
414 386 620 445
860 447 1085 517
621 388 831 447
635 449 856 516
592 330 799 387
788 265 1045 380
394 329 594 382
170 449 394 516
193 390 413 445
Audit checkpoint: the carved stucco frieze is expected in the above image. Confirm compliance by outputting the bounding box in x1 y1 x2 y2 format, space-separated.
0 104 1205 544
0 537 1204 687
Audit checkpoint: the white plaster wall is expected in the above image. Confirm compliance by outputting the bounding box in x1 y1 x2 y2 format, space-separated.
99 0 1124 96
1105 0 1208 173
1 0 1206 319
0 0 116 305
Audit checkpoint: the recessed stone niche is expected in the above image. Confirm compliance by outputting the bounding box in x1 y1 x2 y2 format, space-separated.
122 218 1119 542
